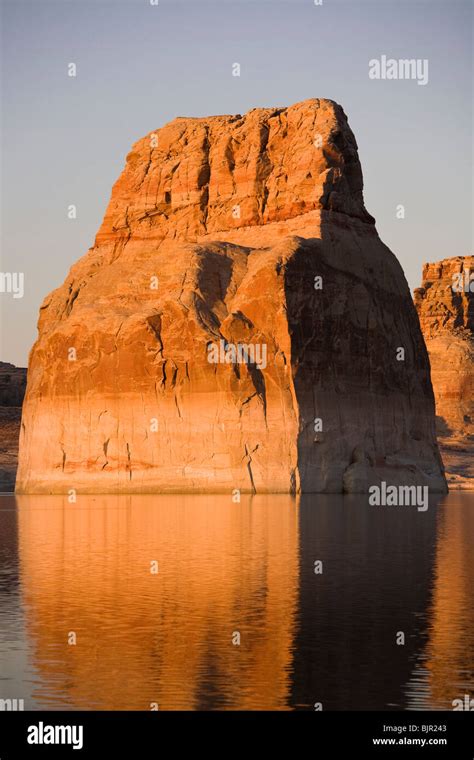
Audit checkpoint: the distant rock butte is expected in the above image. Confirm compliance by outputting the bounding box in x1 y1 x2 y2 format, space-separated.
414 256 473 489
0 361 27 406
16 99 446 493
0 362 26 491
414 256 473 437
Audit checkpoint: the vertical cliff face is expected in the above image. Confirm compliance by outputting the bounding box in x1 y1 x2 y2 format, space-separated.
16 98 446 493
414 256 473 488
414 256 473 437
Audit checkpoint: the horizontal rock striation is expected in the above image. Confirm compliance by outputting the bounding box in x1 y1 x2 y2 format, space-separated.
17 99 446 493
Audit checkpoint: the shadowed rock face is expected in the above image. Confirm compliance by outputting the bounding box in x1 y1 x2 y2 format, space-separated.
0 362 27 406
16 99 446 493
0 362 26 491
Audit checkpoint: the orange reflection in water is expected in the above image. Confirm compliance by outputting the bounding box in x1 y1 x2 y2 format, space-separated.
418 494 474 708
16 494 299 710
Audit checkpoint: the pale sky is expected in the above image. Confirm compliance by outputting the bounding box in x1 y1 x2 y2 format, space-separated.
1 0 472 366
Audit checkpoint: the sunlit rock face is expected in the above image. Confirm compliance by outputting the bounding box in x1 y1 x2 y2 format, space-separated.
414 256 473 490
414 256 474 438
16 99 446 493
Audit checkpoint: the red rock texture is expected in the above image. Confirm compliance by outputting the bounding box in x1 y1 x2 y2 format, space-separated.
414 256 473 489
414 256 473 437
16 99 446 493
95 99 373 249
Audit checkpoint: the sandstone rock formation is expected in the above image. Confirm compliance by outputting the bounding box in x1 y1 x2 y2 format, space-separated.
414 256 473 489
16 98 446 493
0 361 27 491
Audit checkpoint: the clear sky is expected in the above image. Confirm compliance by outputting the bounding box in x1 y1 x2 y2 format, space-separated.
1 0 472 366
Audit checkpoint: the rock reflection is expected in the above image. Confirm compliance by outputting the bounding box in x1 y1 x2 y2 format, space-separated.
1 492 472 710
405 493 474 709
16 494 299 710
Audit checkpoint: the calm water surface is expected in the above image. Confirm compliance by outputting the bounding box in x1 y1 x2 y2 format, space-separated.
0 493 473 710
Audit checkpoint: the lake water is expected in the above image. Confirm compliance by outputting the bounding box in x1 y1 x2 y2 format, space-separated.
0 492 473 711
